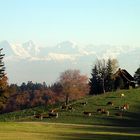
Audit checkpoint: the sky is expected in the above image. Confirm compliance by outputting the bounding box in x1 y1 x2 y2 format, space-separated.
0 0 140 84
0 0 140 46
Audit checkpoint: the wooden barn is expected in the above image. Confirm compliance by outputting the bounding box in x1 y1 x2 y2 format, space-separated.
113 68 135 89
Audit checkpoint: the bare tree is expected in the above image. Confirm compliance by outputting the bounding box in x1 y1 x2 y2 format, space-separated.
59 69 89 105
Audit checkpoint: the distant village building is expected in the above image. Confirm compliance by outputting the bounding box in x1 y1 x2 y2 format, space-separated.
113 68 135 89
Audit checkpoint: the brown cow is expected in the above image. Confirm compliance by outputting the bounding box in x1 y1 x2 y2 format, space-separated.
83 111 92 116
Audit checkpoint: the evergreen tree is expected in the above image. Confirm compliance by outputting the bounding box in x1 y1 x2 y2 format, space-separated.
105 58 114 92
0 48 5 79
89 63 104 95
134 66 140 86
89 64 103 95
0 48 8 111
0 48 7 92
89 58 119 95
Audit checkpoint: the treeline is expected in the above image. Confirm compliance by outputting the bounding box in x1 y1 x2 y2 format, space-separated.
89 59 139 95
1 82 62 113
0 48 140 114
0 70 89 113
89 59 118 94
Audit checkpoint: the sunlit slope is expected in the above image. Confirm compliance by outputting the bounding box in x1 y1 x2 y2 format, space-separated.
0 88 140 127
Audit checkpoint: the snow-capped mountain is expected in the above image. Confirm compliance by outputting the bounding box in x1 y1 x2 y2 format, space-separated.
0 40 14 56
0 40 140 84
22 40 40 56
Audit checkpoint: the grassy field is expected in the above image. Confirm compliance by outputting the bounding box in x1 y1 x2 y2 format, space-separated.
0 88 140 139
0 122 140 140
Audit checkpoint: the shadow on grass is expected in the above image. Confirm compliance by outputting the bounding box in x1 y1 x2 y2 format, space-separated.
106 96 117 99
95 104 140 127
71 125 140 134
59 133 140 140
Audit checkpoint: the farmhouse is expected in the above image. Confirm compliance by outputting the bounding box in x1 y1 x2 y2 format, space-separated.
113 68 135 89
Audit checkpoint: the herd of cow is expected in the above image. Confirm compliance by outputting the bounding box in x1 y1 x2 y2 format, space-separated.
34 93 129 120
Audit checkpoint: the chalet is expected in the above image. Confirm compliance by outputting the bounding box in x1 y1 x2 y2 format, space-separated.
113 68 136 89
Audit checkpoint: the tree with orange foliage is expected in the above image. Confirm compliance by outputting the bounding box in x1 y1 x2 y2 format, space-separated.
59 69 89 105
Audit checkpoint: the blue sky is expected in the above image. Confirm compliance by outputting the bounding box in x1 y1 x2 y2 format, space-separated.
0 0 140 46
0 0 140 84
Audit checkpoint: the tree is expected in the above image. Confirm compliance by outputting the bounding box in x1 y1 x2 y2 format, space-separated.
97 59 106 93
105 58 114 92
111 59 119 74
134 66 140 86
89 58 119 95
59 69 89 105
0 48 5 79
0 48 8 111
89 64 102 95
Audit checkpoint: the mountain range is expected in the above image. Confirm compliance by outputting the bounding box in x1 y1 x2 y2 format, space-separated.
0 40 140 85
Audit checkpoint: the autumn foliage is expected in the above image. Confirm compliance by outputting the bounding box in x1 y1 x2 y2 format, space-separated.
59 69 89 105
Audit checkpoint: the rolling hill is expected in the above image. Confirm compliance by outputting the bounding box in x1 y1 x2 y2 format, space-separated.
0 88 140 140
0 88 140 127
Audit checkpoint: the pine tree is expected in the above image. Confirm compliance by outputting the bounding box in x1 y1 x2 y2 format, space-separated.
0 48 5 79
105 58 114 92
89 64 103 95
89 58 119 95
134 66 140 86
0 48 8 111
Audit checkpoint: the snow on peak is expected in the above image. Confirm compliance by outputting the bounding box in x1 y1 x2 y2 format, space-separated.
56 41 78 49
10 43 31 58
22 40 40 55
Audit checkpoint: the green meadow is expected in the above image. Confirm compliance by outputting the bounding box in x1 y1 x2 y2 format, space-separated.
0 122 140 140
0 88 140 140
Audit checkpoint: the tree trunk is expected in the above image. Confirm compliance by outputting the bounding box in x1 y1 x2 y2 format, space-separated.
102 77 105 93
65 93 69 105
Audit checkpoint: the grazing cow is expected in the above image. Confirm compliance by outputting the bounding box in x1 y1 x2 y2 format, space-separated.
83 111 92 116
68 106 74 111
41 114 48 119
49 109 58 113
124 104 129 110
97 108 109 116
121 104 129 111
48 112 59 118
81 101 88 106
61 104 68 110
34 114 43 120
97 108 105 113
105 110 110 116
101 110 109 116
107 101 114 106
34 114 41 119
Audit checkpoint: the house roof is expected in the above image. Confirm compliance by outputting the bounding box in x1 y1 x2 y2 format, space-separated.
113 68 135 82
